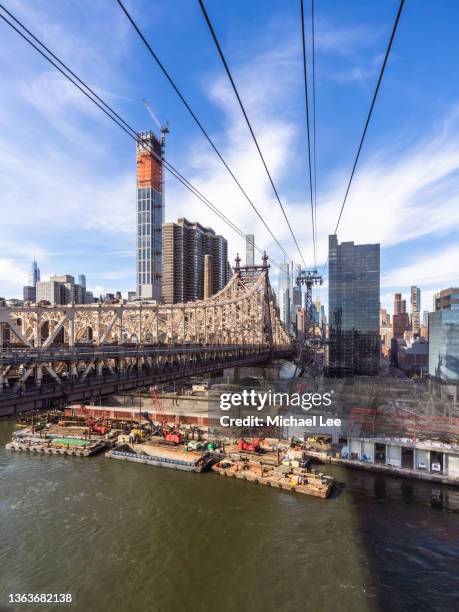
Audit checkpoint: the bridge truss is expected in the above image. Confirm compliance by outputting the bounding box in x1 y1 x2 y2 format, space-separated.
0 265 293 413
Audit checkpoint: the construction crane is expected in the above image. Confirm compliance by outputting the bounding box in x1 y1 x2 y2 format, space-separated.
150 386 183 444
142 99 169 205
142 99 169 151
78 405 111 436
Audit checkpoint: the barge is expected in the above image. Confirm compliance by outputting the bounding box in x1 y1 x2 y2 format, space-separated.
5 427 111 457
212 459 333 498
106 443 214 472
6 436 108 457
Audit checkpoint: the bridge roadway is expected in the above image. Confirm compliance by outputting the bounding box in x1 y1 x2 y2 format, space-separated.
0 343 294 416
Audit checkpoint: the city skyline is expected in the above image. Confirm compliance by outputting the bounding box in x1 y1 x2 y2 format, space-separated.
1 4 459 609
0 1 458 314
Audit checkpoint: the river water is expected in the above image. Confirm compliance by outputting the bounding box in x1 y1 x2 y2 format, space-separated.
1 420 458 612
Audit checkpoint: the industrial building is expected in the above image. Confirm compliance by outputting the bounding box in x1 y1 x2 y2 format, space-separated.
162 218 231 303
347 437 459 482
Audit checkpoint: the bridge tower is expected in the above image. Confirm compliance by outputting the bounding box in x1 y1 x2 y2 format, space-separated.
296 269 323 339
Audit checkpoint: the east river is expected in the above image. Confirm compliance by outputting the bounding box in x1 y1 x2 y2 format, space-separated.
0 420 458 612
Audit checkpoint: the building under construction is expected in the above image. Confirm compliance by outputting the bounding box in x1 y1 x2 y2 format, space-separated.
162 218 231 303
136 130 166 301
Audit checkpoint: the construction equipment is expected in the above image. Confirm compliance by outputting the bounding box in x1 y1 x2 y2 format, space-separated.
140 411 163 437
143 99 169 154
78 405 111 435
237 438 264 453
186 440 206 451
150 386 183 444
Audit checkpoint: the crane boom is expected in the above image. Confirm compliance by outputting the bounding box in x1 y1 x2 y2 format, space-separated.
142 99 169 140
142 98 162 131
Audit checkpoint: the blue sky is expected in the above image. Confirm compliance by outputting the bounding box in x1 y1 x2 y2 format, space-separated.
0 0 458 314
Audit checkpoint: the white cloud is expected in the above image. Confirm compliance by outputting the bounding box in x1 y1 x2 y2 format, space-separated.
316 21 382 56
0 258 28 296
382 244 459 288
0 1 457 311
312 115 459 266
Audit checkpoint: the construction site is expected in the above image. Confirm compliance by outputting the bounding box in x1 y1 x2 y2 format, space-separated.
4 383 336 500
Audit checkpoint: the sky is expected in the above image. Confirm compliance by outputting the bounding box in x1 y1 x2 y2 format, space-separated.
0 0 458 315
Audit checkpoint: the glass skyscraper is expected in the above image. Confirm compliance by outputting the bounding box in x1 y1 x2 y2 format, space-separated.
28 259 40 287
278 262 291 329
429 288 459 383
136 131 164 301
328 234 380 376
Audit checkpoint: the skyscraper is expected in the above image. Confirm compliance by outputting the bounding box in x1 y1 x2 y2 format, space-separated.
162 218 230 303
23 286 36 302
429 288 459 386
380 308 393 358
78 274 86 289
28 260 40 287
245 234 255 266
290 264 302 323
136 131 165 301
393 293 410 338
328 234 380 376
278 262 291 329
394 293 405 315
410 285 421 334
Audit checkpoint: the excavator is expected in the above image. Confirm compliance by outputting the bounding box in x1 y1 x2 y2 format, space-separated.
237 438 264 453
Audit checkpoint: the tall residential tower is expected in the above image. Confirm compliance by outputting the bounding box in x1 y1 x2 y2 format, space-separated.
245 234 255 266
162 218 231 303
410 285 421 334
136 130 165 301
